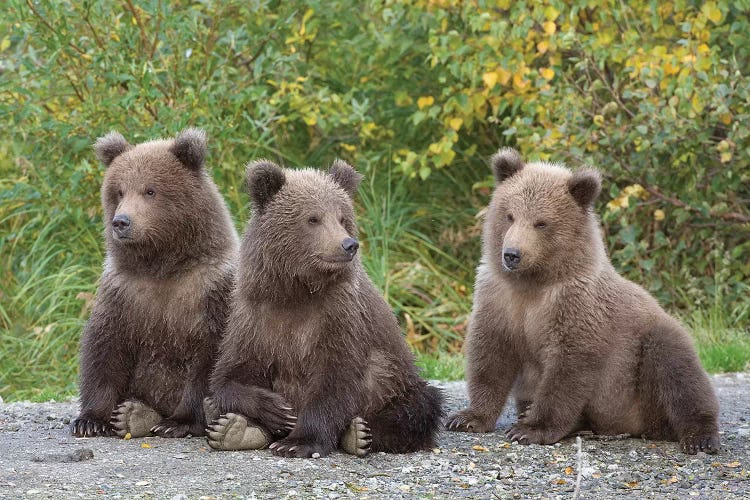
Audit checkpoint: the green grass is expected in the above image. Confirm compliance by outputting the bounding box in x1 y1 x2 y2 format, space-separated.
415 351 465 381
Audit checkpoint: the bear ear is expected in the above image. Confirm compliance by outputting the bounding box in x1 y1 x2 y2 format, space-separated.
246 159 286 212
490 148 524 183
568 168 602 208
328 159 363 197
94 131 131 167
170 128 207 171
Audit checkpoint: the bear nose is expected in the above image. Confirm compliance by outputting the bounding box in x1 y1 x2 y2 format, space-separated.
341 237 359 256
112 214 131 234
503 248 521 270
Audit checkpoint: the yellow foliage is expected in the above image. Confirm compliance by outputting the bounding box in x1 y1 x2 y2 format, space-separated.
542 21 556 35
448 117 463 131
701 2 723 24
417 96 435 109
539 67 554 80
537 40 549 54
482 71 498 89
654 209 665 221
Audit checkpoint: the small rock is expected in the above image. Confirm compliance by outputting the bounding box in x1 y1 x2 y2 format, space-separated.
135 480 151 487
32 449 93 463
171 495 188 500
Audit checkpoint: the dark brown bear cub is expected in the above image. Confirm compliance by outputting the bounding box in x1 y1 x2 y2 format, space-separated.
446 148 720 455
206 160 443 458
70 129 239 439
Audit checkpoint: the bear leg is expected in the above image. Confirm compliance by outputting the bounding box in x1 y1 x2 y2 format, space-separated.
639 323 720 455
110 400 162 438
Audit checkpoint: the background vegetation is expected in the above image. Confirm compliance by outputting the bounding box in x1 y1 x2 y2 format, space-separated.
1 0 748 400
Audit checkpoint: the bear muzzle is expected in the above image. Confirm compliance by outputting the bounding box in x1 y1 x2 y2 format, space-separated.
502 247 521 271
112 214 133 240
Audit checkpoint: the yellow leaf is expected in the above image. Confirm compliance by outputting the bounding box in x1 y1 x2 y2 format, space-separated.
141 443 151 448
564 466 573 475
702 2 723 24
544 6 559 21
496 67 511 85
472 445 488 452
654 209 665 221
720 151 732 163
303 115 317 126
540 67 555 80
663 62 680 75
556 479 566 485
543 21 556 35
110 33 120 42
417 96 435 109
340 143 356 152
719 112 732 125
697 43 710 55
691 94 705 113
724 461 741 468
593 115 604 126
482 71 498 89
537 40 549 54
123 432 132 440
448 117 463 131
0 37 10 52
512 73 529 90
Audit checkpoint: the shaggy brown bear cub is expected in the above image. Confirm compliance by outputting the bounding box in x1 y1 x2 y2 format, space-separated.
446 148 720 455
206 160 443 458
70 129 239 439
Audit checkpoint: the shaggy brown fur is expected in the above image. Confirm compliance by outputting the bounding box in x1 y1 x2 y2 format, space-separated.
445 148 720 455
208 160 443 458
70 129 239 438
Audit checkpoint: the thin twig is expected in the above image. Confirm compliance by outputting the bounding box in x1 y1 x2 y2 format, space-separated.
25 0 86 55
123 0 149 52
573 435 583 500
644 185 750 224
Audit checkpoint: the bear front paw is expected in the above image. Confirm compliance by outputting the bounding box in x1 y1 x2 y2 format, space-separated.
269 437 331 458
680 433 720 455
445 409 496 433
71 417 114 438
505 422 560 445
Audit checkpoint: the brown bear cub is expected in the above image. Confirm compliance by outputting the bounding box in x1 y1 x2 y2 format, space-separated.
205 160 443 458
70 129 239 439
446 148 720 455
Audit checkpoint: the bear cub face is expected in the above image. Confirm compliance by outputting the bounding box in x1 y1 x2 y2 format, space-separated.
246 159 363 279
486 148 602 277
95 128 210 256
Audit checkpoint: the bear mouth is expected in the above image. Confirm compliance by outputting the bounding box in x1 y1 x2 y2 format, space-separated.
317 255 354 265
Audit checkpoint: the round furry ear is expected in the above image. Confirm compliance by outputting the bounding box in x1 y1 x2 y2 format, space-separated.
246 160 286 212
94 131 131 167
568 168 602 208
329 159 363 197
170 128 207 171
490 148 524 183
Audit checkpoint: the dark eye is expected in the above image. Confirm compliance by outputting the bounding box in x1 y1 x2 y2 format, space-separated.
507 214 514 222
117 189 123 198
535 221 547 229
145 189 155 197
308 216 320 225
339 217 346 225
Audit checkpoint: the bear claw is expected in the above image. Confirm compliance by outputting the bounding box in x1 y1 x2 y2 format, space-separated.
340 417 372 457
680 434 720 455
110 400 162 438
206 413 272 451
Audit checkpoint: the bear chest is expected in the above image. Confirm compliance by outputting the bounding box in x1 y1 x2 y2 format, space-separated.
113 269 213 341
499 284 561 346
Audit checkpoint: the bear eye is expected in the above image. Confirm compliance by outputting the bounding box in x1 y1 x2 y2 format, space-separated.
535 221 547 229
308 216 320 225
507 214 514 222
117 189 123 198
145 189 155 197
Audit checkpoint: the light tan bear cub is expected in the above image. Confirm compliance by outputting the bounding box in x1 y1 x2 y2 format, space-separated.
445 148 720 455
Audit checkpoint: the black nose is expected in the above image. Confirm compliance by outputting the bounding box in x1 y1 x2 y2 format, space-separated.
112 214 131 233
342 237 359 256
503 248 521 269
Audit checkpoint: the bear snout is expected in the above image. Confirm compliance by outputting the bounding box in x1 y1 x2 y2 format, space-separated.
502 247 521 271
341 237 359 258
112 214 132 239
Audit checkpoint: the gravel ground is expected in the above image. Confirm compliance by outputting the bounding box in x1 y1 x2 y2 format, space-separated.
1 373 748 499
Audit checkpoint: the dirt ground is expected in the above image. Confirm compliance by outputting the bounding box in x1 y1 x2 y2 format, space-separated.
1 374 748 499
